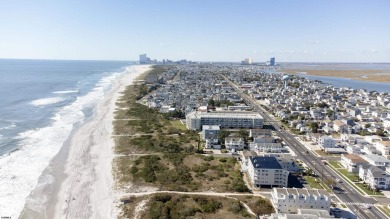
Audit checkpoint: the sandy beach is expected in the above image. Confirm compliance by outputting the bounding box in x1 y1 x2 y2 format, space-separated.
50 65 151 219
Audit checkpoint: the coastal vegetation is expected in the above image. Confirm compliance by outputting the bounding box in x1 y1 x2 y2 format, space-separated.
119 193 257 219
113 65 249 196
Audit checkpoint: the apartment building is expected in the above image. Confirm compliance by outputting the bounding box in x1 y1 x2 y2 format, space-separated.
186 111 263 130
247 156 289 188
271 188 331 214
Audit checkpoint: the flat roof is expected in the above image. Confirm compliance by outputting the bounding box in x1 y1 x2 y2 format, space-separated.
273 187 330 198
342 154 367 163
189 111 263 119
249 156 283 169
202 125 220 130
364 154 390 163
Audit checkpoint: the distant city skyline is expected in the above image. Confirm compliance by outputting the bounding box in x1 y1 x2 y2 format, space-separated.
0 0 389 62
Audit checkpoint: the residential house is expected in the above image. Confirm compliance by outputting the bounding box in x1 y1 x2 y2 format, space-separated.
375 141 390 156
201 125 220 141
340 154 368 173
333 120 348 133
363 154 390 170
225 137 245 150
365 166 390 190
249 129 272 138
318 136 336 149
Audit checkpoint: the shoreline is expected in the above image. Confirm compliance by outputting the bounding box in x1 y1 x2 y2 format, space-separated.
47 65 151 218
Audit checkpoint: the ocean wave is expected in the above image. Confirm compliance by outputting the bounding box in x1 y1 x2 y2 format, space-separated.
30 97 65 106
0 70 125 218
0 122 16 131
53 90 79 94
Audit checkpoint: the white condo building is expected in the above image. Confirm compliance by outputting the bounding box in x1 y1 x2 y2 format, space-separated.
247 156 288 188
186 111 263 130
271 188 331 214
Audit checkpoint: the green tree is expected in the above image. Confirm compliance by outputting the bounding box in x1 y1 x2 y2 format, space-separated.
309 122 319 133
208 99 215 107
218 130 231 143
237 129 249 139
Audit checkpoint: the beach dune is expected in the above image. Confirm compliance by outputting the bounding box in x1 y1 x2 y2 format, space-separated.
51 65 150 219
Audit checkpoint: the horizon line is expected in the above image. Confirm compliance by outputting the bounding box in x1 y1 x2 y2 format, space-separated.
0 58 389 64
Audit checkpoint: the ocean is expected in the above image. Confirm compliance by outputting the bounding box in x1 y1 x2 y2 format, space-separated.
0 59 132 218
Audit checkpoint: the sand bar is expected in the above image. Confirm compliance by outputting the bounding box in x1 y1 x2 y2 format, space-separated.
280 68 390 83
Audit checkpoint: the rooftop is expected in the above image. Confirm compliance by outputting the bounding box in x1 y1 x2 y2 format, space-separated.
249 156 283 169
378 141 390 147
273 187 330 198
202 125 221 130
189 111 263 119
342 154 368 163
364 154 390 163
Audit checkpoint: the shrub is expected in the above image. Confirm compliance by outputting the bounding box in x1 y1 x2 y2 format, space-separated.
130 166 138 174
154 194 172 203
192 165 209 173
252 198 275 215
193 197 222 213
228 200 243 214
202 155 215 161
219 158 227 163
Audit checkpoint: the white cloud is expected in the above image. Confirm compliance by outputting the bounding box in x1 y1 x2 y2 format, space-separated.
306 40 321 44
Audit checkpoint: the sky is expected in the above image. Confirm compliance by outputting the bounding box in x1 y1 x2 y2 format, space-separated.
0 0 389 62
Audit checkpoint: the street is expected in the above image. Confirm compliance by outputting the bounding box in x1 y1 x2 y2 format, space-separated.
221 74 388 219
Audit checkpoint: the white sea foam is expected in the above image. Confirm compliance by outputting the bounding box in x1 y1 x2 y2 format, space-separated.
30 97 65 106
0 122 16 131
53 90 79 94
0 71 125 218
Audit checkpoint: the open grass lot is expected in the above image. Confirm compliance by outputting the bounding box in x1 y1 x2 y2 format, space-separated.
329 161 343 169
183 155 249 192
314 150 327 157
119 193 255 219
126 154 248 192
303 176 329 190
170 120 187 130
355 183 384 196
338 168 359 182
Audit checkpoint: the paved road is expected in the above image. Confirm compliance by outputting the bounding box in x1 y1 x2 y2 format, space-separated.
221 75 387 219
